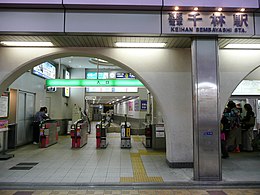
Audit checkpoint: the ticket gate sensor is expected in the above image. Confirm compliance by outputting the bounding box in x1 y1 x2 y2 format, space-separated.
39 120 59 148
70 119 88 148
143 124 152 148
121 121 131 148
96 120 108 149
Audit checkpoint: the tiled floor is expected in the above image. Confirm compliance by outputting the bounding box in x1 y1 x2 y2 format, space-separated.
1 189 260 195
0 122 259 187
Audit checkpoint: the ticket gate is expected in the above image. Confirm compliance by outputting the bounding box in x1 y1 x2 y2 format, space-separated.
142 124 152 148
70 119 88 148
121 122 131 148
96 120 108 149
39 120 59 148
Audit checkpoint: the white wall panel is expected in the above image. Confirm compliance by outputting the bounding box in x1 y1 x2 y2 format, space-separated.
65 10 161 34
0 9 64 32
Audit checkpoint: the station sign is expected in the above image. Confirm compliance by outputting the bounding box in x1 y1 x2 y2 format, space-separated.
46 79 144 87
162 11 254 36
86 87 138 93
140 100 147 111
116 72 135 79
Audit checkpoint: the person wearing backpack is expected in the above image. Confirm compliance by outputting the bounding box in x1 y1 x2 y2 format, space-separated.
226 101 241 153
241 103 255 151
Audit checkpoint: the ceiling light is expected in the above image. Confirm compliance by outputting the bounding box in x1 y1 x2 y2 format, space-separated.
194 7 199 11
218 8 222 12
224 44 260 49
0 41 54 47
174 6 179 11
115 42 166 48
240 8 245 12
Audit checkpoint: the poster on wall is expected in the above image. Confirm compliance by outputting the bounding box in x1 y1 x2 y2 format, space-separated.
0 94 8 118
140 100 147 111
128 101 133 111
134 99 140 111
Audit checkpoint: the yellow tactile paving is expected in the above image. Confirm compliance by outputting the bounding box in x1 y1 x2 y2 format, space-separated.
120 149 164 183
131 136 142 142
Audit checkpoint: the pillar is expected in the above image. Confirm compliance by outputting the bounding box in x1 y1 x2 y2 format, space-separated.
192 38 221 181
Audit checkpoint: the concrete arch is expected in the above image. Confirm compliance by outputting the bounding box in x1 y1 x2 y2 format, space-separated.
219 49 260 112
0 47 194 165
0 48 152 96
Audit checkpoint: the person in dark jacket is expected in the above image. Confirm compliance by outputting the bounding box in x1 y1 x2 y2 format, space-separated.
33 107 49 144
241 103 255 151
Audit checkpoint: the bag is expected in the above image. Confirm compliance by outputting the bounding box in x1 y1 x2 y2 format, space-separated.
245 116 255 127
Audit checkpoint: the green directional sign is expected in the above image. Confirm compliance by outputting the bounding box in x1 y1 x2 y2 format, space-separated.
46 79 144 87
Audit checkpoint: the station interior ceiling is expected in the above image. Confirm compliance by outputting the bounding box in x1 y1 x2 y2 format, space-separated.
1 35 260 48
2 35 260 104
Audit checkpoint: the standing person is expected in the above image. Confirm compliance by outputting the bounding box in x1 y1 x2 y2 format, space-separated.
241 103 255 151
226 101 241 153
221 110 230 158
33 107 49 144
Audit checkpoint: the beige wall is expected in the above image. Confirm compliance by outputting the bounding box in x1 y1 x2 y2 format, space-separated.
0 47 192 164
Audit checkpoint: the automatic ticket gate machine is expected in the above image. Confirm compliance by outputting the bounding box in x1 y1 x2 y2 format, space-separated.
96 119 108 149
39 120 59 148
121 116 131 148
70 119 88 148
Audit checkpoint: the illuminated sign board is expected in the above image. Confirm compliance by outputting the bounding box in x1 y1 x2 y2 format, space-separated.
64 70 70 97
46 79 144 87
162 12 254 36
86 72 109 79
116 72 135 79
86 87 138 93
32 62 56 79
232 80 260 95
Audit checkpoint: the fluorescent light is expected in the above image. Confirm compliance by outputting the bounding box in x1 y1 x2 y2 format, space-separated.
240 8 245 12
115 42 166 48
224 44 260 49
218 8 222 12
0 41 54 46
194 7 199 11
174 6 179 11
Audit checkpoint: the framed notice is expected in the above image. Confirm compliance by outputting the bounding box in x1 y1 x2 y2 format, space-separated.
0 94 8 118
155 124 165 138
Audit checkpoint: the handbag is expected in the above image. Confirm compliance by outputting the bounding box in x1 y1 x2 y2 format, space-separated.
244 116 255 127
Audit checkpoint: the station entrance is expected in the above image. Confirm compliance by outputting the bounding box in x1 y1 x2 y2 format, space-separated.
0 46 258 184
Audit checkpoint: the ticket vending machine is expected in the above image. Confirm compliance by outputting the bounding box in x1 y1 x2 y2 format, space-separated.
70 119 88 148
39 120 59 148
121 119 131 148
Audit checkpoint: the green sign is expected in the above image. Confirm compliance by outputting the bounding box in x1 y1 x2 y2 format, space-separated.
46 79 144 87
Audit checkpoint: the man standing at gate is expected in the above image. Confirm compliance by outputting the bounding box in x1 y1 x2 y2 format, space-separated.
33 107 49 144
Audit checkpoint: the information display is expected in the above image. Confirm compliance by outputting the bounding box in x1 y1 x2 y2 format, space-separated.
32 62 56 79
232 80 260 95
64 70 70 97
0 94 8 118
86 87 138 93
